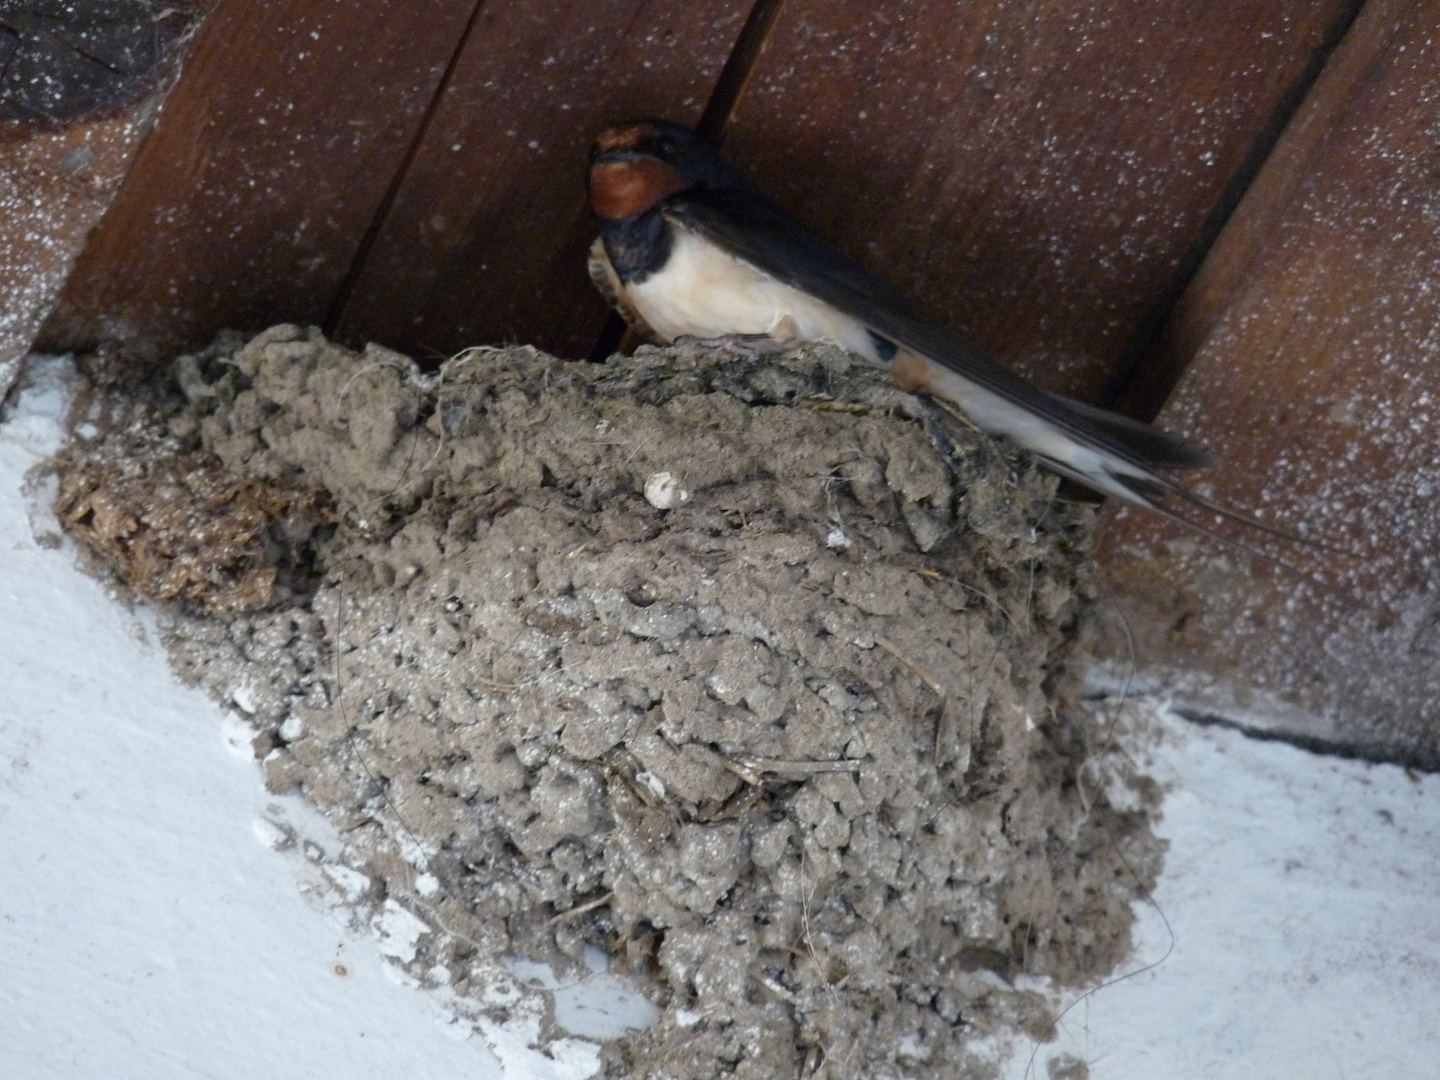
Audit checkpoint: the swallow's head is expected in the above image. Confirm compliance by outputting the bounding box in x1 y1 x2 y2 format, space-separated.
588 120 716 221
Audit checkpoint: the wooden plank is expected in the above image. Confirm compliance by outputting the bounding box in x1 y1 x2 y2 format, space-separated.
0 2 206 397
1113 0 1400 421
1090 0 1440 766
717 0 1360 401
332 0 753 362
0 107 160 399
37 0 480 360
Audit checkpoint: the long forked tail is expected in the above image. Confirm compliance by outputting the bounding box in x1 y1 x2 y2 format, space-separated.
1034 458 1313 577
1040 392 1358 564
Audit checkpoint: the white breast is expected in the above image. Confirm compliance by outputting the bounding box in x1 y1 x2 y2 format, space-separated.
624 225 883 362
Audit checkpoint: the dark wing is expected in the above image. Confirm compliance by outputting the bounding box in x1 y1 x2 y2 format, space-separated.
665 187 1211 475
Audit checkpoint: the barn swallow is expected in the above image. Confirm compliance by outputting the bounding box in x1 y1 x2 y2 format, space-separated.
585 119 1292 542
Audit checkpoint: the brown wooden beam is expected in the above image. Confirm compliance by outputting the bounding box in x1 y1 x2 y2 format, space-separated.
330 0 754 363
2 109 158 397
37 0 481 360
1 1 207 398
1090 0 1440 766
717 0 1361 401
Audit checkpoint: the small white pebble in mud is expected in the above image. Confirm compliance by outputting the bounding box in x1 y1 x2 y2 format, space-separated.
826 525 852 549
277 714 305 741
636 770 667 798
643 471 690 509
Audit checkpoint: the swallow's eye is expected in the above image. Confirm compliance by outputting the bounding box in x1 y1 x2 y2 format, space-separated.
653 134 677 157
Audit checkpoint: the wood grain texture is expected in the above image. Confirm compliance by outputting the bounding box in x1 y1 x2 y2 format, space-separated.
38 0 480 359
716 0 1360 401
332 0 752 362
1090 0 1440 765
0 99 165 399
0 1 206 396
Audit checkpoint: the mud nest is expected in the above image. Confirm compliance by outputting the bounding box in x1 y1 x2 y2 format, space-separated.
53 324 1161 1079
